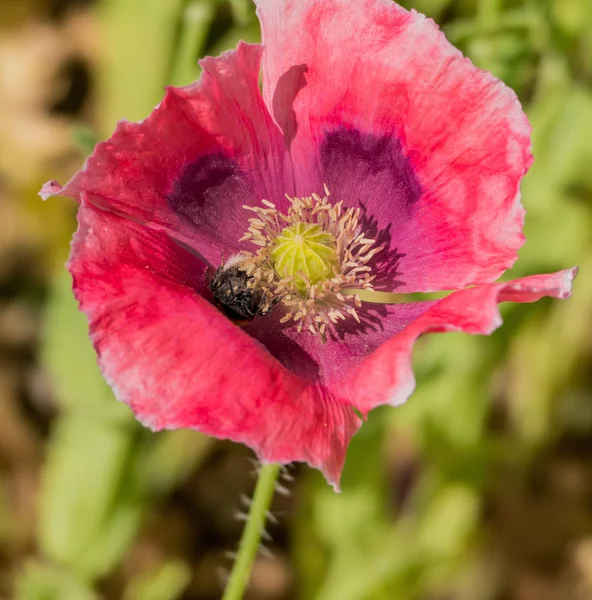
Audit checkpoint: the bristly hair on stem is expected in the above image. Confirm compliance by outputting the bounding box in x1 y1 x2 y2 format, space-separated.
221 462 282 600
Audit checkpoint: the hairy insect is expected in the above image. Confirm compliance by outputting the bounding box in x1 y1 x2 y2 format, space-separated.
209 255 270 324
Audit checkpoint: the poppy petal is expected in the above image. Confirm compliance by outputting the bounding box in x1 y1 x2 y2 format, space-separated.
42 42 293 266
338 268 578 415
255 0 531 291
69 202 360 489
245 301 438 383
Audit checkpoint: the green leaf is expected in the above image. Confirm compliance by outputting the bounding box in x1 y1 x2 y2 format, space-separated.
38 415 141 579
170 1 216 87
71 124 99 157
416 485 479 560
136 429 212 496
15 562 98 600
42 268 133 423
99 0 185 132
123 561 191 600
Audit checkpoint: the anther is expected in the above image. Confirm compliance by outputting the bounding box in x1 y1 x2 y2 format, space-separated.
238 186 382 337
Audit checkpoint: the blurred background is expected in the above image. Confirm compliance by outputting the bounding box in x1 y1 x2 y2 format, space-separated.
0 0 591 598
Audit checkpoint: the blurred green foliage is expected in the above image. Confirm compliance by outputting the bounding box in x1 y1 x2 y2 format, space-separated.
2 0 590 598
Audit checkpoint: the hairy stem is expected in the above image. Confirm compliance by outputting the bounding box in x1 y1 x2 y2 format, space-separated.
222 463 281 600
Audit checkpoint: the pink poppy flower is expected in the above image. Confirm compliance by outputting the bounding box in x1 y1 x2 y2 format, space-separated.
41 0 576 490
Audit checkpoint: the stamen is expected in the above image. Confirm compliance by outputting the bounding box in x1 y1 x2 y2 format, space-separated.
342 288 407 304
239 187 383 336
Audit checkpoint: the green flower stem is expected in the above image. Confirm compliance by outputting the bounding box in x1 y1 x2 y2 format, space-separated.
222 463 281 600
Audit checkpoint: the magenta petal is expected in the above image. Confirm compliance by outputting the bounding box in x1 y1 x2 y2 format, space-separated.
255 0 532 291
338 268 578 415
245 301 438 383
69 202 360 489
40 180 64 200
41 43 293 266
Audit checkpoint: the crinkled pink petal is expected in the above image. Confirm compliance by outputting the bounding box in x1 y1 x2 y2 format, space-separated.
255 0 531 292
41 42 293 266
338 268 578 415
245 301 438 382
69 201 360 489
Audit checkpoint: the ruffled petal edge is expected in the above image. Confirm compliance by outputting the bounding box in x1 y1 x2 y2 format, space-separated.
339 268 578 414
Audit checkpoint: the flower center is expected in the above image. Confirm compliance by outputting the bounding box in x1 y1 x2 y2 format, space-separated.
271 222 337 293
238 186 383 337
